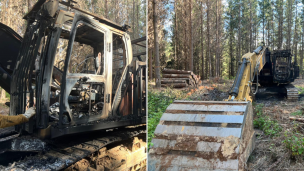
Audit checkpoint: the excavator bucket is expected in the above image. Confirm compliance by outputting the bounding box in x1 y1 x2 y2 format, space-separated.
148 100 255 171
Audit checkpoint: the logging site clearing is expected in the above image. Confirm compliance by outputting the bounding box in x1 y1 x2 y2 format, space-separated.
148 78 304 170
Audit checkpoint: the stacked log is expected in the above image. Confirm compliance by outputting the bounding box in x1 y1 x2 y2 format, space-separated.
161 68 200 88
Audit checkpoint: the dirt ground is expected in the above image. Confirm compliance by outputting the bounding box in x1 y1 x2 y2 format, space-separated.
150 78 304 170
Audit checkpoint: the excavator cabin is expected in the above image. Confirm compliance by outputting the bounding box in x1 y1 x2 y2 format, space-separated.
0 0 146 139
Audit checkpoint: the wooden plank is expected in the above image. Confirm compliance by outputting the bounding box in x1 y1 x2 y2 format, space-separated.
162 68 192 75
161 80 186 84
162 74 191 78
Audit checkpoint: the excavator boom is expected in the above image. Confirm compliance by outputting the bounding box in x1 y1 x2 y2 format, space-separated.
228 46 267 102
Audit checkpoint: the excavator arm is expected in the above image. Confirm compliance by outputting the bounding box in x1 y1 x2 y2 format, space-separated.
228 46 267 102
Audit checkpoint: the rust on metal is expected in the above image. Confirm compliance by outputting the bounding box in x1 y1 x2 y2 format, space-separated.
148 101 255 171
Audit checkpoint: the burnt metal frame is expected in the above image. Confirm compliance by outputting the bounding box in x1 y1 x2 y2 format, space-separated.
9 1 146 139
59 12 111 126
133 61 147 116
271 50 298 84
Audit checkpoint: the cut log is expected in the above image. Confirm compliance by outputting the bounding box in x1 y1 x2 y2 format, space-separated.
161 83 187 88
289 117 304 123
161 68 200 88
163 68 192 75
162 74 190 78
161 80 186 84
161 78 190 81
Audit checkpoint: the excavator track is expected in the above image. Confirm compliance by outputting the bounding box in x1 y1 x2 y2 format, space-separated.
0 127 146 171
285 84 299 101
148 101 255 171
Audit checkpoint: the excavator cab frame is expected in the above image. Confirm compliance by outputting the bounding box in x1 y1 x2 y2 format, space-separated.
7 0 146 139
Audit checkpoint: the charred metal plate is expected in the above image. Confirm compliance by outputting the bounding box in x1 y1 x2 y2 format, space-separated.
0 136 46 153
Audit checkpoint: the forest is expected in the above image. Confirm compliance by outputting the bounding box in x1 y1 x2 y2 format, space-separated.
148 0 304 86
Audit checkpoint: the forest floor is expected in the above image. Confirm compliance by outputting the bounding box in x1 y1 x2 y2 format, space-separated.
0 99 9 116
148 78 304 170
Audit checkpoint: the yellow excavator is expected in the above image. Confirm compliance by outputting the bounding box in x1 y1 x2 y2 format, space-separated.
148 46 285 170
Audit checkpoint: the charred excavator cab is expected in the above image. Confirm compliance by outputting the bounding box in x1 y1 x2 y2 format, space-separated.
0 0 146 139
257 49 299 100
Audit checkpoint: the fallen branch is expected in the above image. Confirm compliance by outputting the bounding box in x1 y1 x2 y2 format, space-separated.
289 117 304 123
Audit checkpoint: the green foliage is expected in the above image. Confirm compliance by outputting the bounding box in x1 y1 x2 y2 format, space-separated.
291 110 303 116
148 91 174 149
5 92 10 99
296 86 304 95
253 104 282 137
283 124 304 156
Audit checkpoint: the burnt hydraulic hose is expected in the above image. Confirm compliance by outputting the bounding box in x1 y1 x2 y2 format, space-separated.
229 58 247 99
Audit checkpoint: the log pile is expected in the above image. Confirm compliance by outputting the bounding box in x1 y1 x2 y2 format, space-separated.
161 68 200 88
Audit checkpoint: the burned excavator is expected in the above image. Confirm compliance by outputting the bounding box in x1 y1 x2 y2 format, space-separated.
148 46 299 170
0 0 146 170
256 49 299 100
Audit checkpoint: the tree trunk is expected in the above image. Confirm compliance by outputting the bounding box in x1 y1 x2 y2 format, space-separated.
301 14 304 77
105 0 108 18
7 0 12 27
137 0 139 39
207 0 211 78
183 1 188 70
0 88 6 101
201 0 204 80
271 11 274 50
267 20 270 46
132 0 135 39
149 49 153 80
278 0 283 49
249 0 252 52
262 0 265 43
189 0 193 71
174 1 177 69
153 0 161 88
238 0 241 64
219 0 222 77
28 0 31 12
287 0 293 49
293 0 298 64
216 0 219 77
